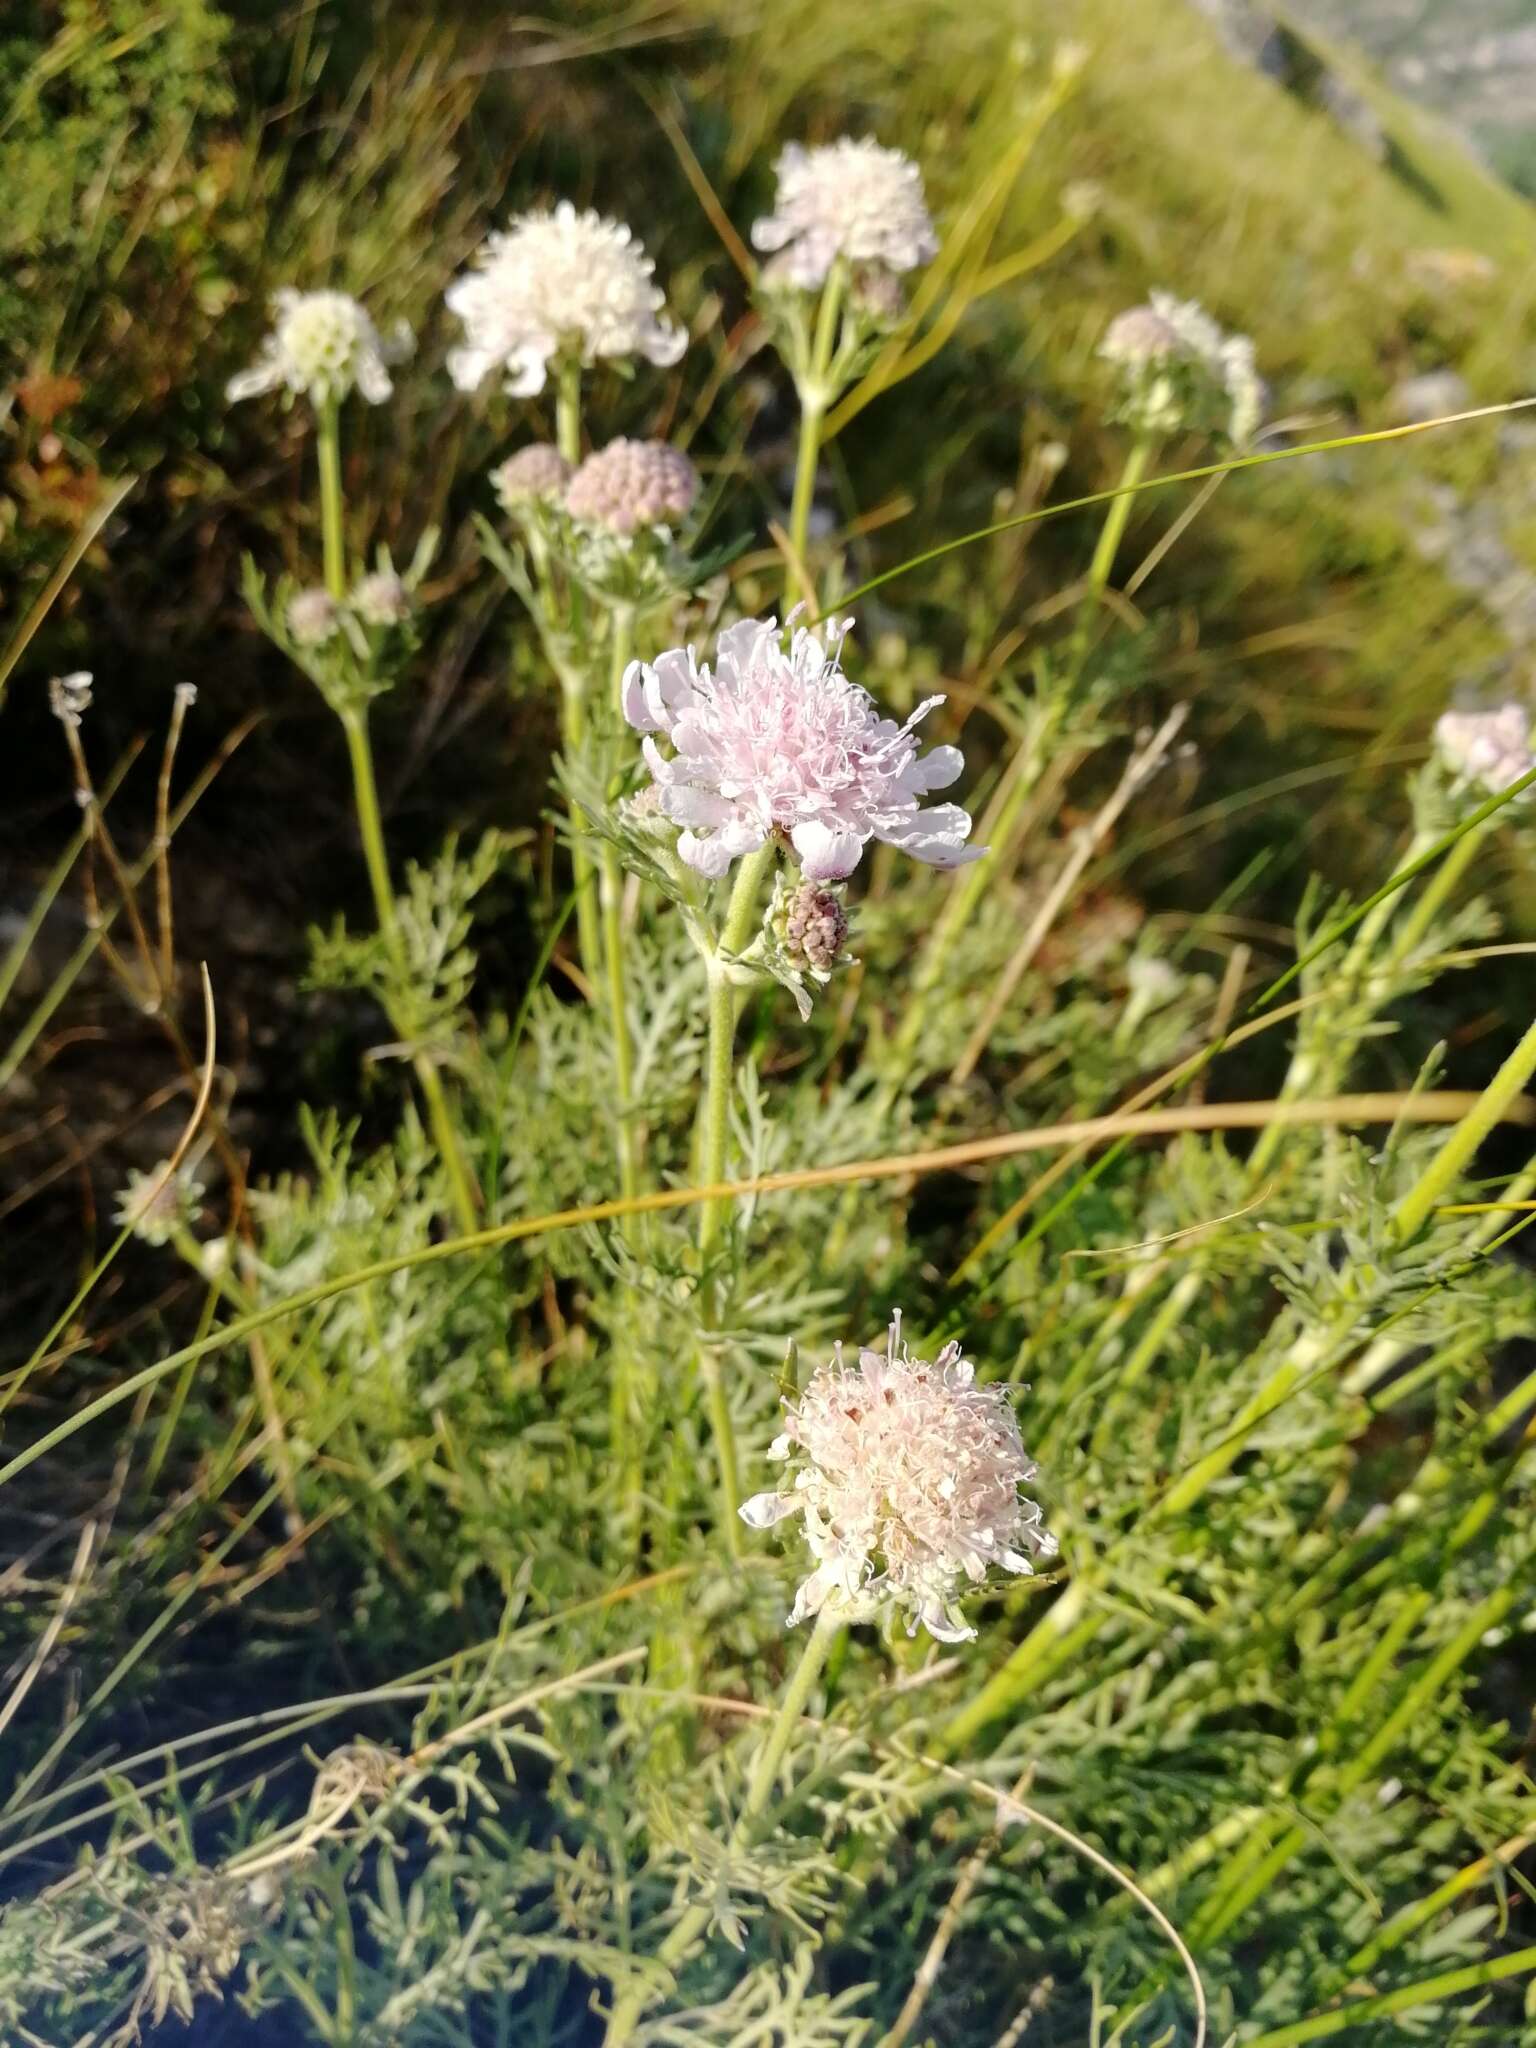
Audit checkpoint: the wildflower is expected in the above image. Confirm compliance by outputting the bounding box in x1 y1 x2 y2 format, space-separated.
740 1311 1055 1642
1125 956 1182 1008
351 569 410 627
1435 702 1535 795
772 878 849 972
48 671 93 727
622 615 983 880
1100 291 1261 446
287 587 340 647
445 203 686 398
225 288 411 409
752 139 939 290
564 438 699 536
115 1163 204 1247
492 442 573 511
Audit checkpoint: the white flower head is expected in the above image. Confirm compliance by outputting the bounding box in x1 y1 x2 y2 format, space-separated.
622 614 983 881
752 138 939 291
115 1163 205 1247
226 288 412 409
1435 702 1535 796
740 1312 1056 1642
1100 291 1261 447
445 202 686 398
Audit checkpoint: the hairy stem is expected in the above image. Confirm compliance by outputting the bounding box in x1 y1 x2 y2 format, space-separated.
603 1607 842 2044
339 705 479 1235
315 398 346 602
695 844 778 1546
1393 1006 1536 1242
555 356 582 468
787 260 848 583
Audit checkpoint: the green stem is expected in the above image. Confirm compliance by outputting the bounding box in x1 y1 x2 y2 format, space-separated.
315 398 346 601
1067 432 1154 669
1393 1007 1536 1242
339 706 479 1236
1242 1945 1536 2048
1387 814 1491 967
603 607 645 1535
603 1608 842 2045
787 261 848 580
555 357 582 467
695 844 778 1547
559 669 604 993
888 437 1152 1087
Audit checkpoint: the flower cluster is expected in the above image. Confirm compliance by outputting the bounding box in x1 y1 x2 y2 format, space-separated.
772 878 849 973
492 443 573 511
565 438 699 536
286 571 412 650
1100 291 1261 447
445 204 686 398
622 616 982 881
226 289 412 409
1435 702 1535 796
740 1312 1055 1642
752 139 938 291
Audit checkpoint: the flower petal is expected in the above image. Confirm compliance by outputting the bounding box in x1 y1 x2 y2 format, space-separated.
677 830 734 878
910 744 964 793
791 819 864 880
739 1491 799 1528
661 786 737 829
916 1598 977 1645
622 660 658 732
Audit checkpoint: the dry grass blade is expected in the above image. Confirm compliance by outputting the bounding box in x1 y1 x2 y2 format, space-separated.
0 1523 96 1744
3 1085 1527 1495
0 476 134 710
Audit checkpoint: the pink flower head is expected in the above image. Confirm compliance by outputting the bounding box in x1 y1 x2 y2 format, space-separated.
740 1311 1056 1642
621 615 983 881
1435 702 1534 796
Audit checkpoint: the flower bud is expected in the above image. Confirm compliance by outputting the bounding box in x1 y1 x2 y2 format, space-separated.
492 442 573 511
287 587 340 647
351 570 410 627
565 438 699 536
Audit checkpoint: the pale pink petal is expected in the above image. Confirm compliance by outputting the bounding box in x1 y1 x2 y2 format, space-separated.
791 820 864 880
739 1491 799 1528
677 829 734 878
909 744 963 792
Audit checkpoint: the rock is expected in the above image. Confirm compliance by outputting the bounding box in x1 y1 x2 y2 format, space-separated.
1188 0 1386 158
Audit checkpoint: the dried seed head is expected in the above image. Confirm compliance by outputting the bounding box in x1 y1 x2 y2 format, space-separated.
492 442 573 511
741 1312 1056 1642
48 671 93 727
564 437 700 535
287 586 340 647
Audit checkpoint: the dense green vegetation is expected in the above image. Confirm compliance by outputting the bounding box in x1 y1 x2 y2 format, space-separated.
3 3 1536 2044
